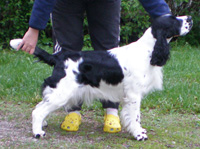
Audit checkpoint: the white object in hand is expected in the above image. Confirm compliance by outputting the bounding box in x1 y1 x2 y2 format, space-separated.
10 39 23 50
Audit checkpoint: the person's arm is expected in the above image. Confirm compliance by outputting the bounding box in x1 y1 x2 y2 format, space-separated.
29 0 57 30
18 0 57 54
139 0 171 18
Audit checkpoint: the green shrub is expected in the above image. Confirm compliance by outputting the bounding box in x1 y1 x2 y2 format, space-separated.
0 0 199 49
120 0 150 44
0 0 33 48
0 0 52 48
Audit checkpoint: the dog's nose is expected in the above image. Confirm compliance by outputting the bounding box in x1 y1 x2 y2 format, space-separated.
187 16 192 22
187 16 193 29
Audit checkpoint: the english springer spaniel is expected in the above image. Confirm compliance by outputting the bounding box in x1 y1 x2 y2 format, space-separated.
31 15 192 141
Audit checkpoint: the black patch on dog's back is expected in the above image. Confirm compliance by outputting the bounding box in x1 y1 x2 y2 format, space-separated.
77 51 124 87
36 48 123 89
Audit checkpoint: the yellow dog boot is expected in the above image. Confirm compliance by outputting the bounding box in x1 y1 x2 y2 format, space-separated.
103 114 121 133
61 112 81 131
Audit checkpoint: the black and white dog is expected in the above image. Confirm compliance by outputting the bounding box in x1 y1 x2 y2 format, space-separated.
31 15 192 141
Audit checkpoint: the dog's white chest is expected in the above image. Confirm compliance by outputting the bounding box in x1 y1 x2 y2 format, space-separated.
75 81 124 103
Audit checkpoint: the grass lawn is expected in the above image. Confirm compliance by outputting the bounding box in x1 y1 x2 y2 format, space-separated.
0 44 200 148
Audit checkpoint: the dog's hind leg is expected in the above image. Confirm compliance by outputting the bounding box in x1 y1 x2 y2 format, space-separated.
121 94 148 141
32 82 77 138
32 99 57 138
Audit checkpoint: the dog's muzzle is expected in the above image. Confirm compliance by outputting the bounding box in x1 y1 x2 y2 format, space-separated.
178 15 193 36
186 16 193 30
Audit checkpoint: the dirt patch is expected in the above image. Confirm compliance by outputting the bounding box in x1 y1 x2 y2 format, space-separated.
0 120 35 146
0 102 110 148
0 103 37 147
1 102 199 148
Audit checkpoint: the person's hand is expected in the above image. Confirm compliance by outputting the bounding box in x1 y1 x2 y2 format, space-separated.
17 27 39 54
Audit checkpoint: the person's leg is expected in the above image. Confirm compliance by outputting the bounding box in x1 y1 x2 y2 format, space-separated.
86 0 121 133
86 0 121 50
52 0 85 131
52 0 85 53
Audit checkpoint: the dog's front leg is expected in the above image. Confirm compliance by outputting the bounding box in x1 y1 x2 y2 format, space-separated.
121 94 147 141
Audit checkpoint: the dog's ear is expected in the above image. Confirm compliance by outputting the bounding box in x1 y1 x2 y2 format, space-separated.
150 29 170 66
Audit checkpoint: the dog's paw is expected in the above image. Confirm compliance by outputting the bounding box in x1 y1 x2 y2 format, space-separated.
134 128 148 141
33 131 46 139
135 133 148 141
141 128 147 134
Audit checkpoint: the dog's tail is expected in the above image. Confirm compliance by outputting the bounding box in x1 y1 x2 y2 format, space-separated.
34 47 57 66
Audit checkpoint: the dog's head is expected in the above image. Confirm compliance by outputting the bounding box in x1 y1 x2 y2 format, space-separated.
150 15 193 66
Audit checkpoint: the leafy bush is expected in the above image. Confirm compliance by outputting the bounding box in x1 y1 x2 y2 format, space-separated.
120 0 150 44
0 0 52 48
0 0 199 49
0 0 33 48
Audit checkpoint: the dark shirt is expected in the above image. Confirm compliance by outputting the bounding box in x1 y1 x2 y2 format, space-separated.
29 0 171 30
